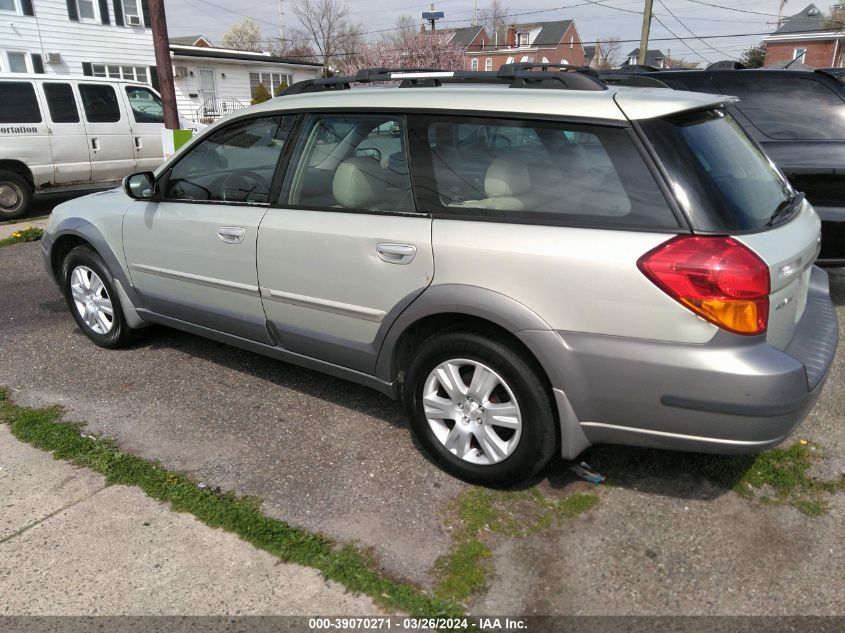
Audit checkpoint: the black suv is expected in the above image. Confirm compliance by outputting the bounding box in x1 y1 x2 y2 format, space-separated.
614 67 845 266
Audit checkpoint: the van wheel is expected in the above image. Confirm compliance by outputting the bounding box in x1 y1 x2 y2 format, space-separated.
0 171 33 220
403 331 557 486
61 246 141 349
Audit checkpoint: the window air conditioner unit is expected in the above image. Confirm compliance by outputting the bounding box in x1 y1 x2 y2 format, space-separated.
174 66 189 78
46 52 62 64
126 14 142 26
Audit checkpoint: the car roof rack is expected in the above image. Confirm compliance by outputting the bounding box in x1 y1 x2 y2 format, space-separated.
278 63 606 96
599 73 670 89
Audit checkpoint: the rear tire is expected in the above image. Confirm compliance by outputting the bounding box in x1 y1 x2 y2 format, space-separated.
0 170 33 220
403 331 557 486
61 246 141 349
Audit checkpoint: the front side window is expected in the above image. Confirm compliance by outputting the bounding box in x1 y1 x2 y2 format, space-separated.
641 109 794 232
125 86 163 123
165 115 294 204
0 81 41 123
281 114 414 214
409 115 677 229
79 84 121 122
712 76 845 140
44 83 80 123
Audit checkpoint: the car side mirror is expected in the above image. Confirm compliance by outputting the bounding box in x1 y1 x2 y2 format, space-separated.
123 172 157 200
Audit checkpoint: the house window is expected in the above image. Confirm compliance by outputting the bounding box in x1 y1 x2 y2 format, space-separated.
4 51 30 73
517 32 529 47
480 38 485 50
91 63 150 83
485 57 492 71
76 0 98 21
793 48 807 62
570 36 574 49
505 56 514 64
249 72 292 97
0 0 18 13
123 0 143 25
470 58 479 71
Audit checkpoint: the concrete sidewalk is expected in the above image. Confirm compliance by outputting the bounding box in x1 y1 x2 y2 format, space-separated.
0 425 379 615
0 218 49 240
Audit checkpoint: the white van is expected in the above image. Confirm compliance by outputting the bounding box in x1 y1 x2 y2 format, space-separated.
0 74 199 219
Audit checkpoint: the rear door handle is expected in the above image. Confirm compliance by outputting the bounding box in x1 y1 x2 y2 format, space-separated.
217 226 245 244
377 243 416 265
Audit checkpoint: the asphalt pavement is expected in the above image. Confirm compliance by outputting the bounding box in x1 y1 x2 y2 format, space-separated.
1 235 844 615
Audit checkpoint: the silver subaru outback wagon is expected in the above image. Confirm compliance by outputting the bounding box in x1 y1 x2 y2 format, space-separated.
42 65 839 485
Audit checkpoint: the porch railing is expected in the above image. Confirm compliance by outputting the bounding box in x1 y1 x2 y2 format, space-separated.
191 97 248 123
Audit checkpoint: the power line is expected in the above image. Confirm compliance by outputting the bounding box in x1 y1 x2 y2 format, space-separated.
682 0 780 18
656 0 737 61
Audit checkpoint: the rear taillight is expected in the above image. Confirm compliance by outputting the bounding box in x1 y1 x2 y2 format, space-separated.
638 236 770 335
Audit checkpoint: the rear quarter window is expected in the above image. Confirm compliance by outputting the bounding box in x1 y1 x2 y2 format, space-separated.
712 76 845 140
408 115 680 230
0 82 41 123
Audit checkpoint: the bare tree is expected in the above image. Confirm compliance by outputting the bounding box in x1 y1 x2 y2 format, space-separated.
222 17 263 52
393 14 419 38
271 28 319 62
293 0 361 75
479 0 508 45
594 37 620 70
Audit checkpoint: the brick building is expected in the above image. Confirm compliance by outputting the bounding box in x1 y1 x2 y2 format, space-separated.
464 20 586 72
763 3 845 68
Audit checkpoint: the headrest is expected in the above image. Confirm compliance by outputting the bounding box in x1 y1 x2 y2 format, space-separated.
333 156 382 209
485 156 531 198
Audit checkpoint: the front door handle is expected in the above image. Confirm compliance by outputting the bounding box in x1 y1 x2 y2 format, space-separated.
377 243 416 265
217 226 245 244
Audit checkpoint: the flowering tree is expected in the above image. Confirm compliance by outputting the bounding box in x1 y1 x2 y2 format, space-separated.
347 30 466 74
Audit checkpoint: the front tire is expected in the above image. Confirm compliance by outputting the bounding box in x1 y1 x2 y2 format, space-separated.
61 246 140 349
0 170 33 220
403 331 557 486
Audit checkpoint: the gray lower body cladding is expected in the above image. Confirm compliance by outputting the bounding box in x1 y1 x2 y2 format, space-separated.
521 266 838 457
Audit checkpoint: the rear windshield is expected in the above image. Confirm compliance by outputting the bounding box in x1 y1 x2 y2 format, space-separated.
641 109 795 232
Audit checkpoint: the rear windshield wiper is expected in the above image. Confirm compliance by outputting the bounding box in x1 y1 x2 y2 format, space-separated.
766 192 805 227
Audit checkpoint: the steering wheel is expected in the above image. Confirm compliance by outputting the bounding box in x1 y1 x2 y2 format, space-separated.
221 170 271 202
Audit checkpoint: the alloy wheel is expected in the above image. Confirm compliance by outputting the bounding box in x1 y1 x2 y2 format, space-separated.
70 266 114 335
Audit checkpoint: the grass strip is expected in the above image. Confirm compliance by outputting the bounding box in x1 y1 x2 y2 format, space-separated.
434 487 600 602
0 388 461 617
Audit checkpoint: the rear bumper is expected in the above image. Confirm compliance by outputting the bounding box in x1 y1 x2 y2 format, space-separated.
520 266 839 457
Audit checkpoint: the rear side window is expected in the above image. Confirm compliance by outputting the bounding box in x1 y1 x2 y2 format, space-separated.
0 82 41 123
712 76 845 140
43 83 80 123
408 115 678 229
125 86 164 124
79 84 121 123
641 109 794 232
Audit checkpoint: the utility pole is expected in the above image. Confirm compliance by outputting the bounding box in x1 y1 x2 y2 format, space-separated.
278 0 285 47
430 3 436 32
148 0 179 130
638 0 654 66
777 0 788 27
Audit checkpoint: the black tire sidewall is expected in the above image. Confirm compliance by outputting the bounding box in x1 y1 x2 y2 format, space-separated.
0 171 33 220
403 332 557 486
61 246 131 348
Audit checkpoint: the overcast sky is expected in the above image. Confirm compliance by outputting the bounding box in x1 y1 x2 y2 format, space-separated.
162 0 797 65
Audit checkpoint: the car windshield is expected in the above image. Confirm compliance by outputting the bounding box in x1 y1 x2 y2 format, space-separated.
640 109 795 231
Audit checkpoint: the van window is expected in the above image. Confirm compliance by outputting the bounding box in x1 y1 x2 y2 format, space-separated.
711 76 845 140
409 115 677 229
0 82 41 123
165 115 294 204
125 86 164 123
79 84 121 123
43 83 80 123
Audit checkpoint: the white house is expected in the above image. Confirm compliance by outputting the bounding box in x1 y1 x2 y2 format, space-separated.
0 1 321 121
169 41 322 123
0 0 156 82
